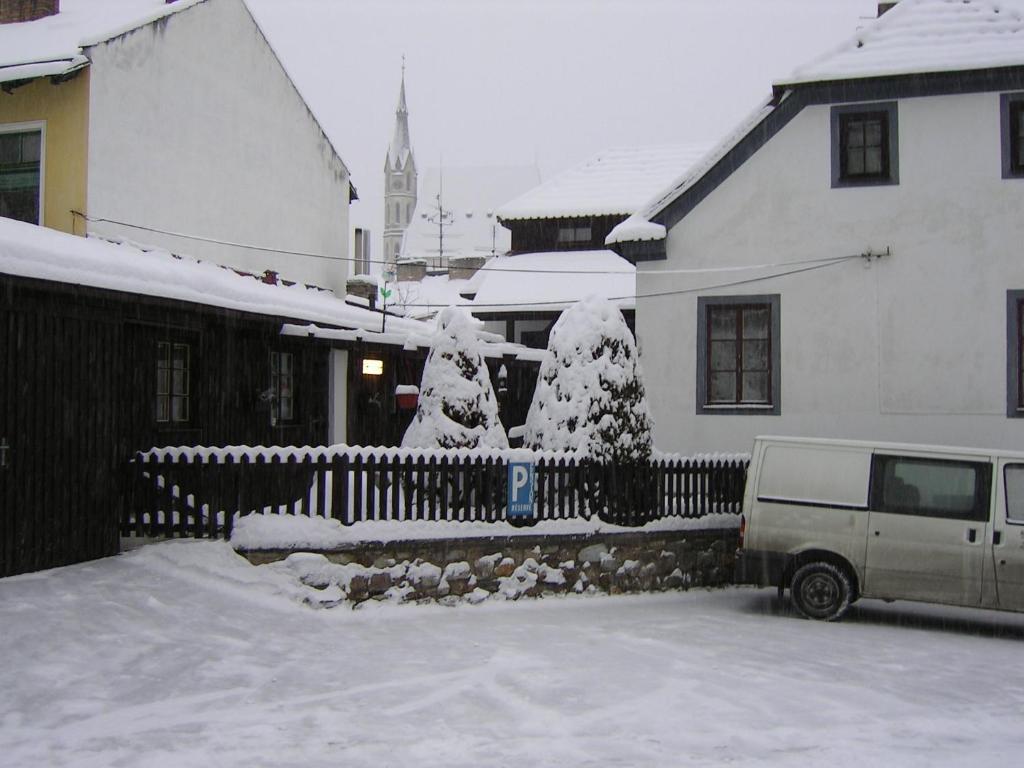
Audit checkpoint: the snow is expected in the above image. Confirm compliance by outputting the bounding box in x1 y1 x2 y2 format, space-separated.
401 307 510 450
0 217 430 337
498 144 709 221
606 100 777 245
5 539 1024 767
0 0 206 72
399 166 542 265
469 250 634 311
230 510 740 550
781 0 1024 85
524 296 653 460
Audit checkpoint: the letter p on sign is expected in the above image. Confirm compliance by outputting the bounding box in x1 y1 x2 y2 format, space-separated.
507 461 535 518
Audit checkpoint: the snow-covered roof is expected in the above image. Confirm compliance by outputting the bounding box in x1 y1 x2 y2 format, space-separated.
400 166 541 265
779 0 1024 86
0 0 206 83
468 250 634 314
0 217 430 336
498 145 709 222
606 101 776 246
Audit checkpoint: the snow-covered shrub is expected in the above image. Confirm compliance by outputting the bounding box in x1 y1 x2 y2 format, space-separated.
523 296 653 462
402 307 509 449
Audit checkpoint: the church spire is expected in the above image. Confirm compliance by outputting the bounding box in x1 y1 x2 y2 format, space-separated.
383 59 417 265
387 57 412 169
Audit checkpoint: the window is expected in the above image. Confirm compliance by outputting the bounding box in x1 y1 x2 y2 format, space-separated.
831 102 898 187
556 222 592 246
1001 93 1024 178
156 342 190 424
269 351 295 426
1007 291 1024 416
696 295 780 415
1005 464 1024 524
0 126 42 224
869 454 991 522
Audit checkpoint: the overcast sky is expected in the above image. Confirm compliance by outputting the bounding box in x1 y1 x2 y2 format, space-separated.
246 0 877 258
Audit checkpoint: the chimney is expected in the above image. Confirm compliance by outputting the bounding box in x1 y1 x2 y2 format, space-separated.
877 2 898 16
346 274 379 310
448 255 486 281
0 0 59 24
396 257 427 282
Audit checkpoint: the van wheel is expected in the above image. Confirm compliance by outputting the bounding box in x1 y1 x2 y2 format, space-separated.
790 562 852 621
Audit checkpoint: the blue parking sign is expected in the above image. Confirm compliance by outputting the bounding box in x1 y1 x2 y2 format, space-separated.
507 462 535 518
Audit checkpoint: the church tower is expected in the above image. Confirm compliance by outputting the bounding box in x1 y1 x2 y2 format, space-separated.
383 64 417 266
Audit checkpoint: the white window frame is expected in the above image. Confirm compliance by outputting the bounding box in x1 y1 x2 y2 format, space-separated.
0 120 46 226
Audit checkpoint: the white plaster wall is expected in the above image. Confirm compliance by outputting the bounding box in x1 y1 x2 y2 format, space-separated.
85 0 350 295
640 91 1024 455
328 349 348 445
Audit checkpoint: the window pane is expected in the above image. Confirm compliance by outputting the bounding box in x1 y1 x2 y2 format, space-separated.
742 308 769 340
575 227 591 241
281 353 292 374
864 119 882 148
20 132 41 163
1006 465 1024 523
847 148 864 175
742 339 769 371
709 308 736 340
0 134 19 164
741 372 769 403
846 121 865 149
171 395 188 423
156 395 169 422
280 396 294 421
880 458 980 519
172 369 186 396
710 340 736 372
157 367 170 396
709 372 736 402
865 146 883 175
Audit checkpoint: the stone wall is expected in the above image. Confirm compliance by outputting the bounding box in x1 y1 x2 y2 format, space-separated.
239 528 738 607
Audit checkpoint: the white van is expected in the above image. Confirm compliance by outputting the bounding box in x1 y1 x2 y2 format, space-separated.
735 436 1024 621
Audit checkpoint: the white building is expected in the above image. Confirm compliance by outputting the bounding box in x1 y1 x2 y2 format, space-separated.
608 0 1024 454
0 0 353 296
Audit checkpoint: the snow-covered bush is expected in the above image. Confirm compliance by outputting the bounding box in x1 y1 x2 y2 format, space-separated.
523 296 653 462
402 307 509 449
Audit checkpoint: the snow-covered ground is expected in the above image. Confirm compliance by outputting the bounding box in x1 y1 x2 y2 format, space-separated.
3 541 1024 767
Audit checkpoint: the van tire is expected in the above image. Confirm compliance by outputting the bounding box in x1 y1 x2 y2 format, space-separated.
790 561 852 621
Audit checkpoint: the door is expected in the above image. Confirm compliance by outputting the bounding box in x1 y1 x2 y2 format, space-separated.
863 453 991 607
993 462 1024 611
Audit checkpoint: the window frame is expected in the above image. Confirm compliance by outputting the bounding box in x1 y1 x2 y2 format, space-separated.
696 294 781 416
869 453 992 523
1007 290 1024 417
1000 92 1024 179
830 102 899 188
269 350 297 427
1004 463 1024 525
0 120 45 225
156 341 192 426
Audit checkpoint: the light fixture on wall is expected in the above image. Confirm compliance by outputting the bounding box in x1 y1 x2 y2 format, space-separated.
362 358 384 376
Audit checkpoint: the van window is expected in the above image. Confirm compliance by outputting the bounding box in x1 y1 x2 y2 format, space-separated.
870 455 991 522
1005 464 1024 524
757 444 871 508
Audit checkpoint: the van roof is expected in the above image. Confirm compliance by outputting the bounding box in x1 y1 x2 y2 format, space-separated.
754 435 1024 462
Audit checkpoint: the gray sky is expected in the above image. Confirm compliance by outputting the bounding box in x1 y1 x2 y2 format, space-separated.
246 0 877 259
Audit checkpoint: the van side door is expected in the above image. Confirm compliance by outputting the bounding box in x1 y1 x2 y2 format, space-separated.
863 454 992 607
993 462 1024 612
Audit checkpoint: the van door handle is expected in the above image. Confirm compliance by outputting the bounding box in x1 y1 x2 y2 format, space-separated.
967 528 978 544
994 531 1003 546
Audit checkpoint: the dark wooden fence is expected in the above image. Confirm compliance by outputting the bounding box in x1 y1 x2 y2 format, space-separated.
123 449 749 540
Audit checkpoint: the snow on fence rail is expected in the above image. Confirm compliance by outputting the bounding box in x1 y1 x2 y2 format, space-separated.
123 445 749 541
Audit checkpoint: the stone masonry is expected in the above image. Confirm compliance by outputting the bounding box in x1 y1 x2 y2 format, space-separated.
239 529 738 607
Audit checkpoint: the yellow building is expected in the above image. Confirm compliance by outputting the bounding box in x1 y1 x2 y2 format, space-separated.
0 69 89 235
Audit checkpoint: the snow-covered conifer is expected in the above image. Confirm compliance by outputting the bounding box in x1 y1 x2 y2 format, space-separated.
523 296 653 462
402 307 509 449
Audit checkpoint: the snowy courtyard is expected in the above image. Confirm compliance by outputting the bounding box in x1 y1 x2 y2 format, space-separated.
3 541 1024 767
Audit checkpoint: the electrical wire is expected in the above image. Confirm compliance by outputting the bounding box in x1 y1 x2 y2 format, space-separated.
71 210 868 278
397 255 863 309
